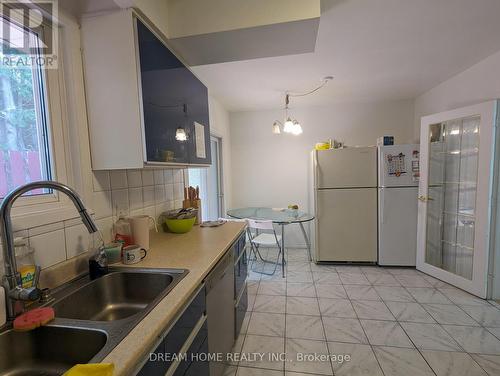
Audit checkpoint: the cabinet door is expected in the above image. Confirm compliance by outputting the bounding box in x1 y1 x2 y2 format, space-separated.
173 320 209 376
136 19 211 165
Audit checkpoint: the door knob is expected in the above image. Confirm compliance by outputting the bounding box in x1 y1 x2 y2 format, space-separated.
418 196 434 202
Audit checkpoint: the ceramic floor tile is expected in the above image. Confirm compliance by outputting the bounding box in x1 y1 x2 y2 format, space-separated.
248 294 257 311
421 274 452 288
287 261 312 271
423 303 480 326
406 287 452 304
247 312 286 337
328 342 383 376
286 282 316 297
236 366 284 376
258 281 287 296
351 300 395 320
365 274 401 286
360 320 414 348
322 317 368 344
253 295 286 314
285 372 329 376
385 302 436 323
400 322 462 351
318 298 357 318
343 285 381 301
395 275 433 288
388 268 422 276
287 271 314 283
374 286 415 302
438 288 491 306
360 266 387 275
248 281 260 295
334 265 363 273
286 297 320 316
312 271 341 285
286 314 325 340
421 350 487 376
239 335 285 370
487 327 500 340
315 284 347 299
338 272 370 285
460 305 500 327
471 354 500 376
442 325 500 355
310 263 337 272
373 346 434 376
285 338 333 375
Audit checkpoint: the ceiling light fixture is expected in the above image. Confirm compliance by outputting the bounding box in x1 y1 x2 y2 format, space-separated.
272 76 333 135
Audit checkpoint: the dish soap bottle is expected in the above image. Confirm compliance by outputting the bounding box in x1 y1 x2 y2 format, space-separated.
14 237 36 288
113 211 134 247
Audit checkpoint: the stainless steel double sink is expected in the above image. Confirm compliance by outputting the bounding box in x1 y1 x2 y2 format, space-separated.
0 266 188 375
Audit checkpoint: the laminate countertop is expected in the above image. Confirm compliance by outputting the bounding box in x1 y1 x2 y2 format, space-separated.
101 221 246 375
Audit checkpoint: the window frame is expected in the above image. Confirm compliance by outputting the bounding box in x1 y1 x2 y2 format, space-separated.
1 4 78 228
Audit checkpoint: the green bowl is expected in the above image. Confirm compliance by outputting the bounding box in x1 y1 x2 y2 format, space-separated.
165 217 196 233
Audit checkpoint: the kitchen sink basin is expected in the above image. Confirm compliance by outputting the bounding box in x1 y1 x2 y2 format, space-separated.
0 325 107 375
53 271 176 321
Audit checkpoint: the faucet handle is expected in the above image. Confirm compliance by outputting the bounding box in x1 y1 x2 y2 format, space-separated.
32 265 41 288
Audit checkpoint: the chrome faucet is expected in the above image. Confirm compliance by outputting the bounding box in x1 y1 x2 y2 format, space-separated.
0 181 98 320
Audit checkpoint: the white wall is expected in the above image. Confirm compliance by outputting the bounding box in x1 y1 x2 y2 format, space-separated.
229 99 415 245
414 49 500 139
208 96 232 210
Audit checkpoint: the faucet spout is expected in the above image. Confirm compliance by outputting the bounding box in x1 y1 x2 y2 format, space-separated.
0 181 98 320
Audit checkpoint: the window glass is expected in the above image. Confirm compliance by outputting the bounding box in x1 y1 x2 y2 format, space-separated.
0 16 52 198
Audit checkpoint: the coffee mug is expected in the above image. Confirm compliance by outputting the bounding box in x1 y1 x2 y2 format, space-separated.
122 245 147 265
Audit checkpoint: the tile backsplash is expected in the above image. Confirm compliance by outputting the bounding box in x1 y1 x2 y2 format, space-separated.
0 168 187 279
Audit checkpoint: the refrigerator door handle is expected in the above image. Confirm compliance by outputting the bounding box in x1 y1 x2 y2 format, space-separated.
380 188 385 224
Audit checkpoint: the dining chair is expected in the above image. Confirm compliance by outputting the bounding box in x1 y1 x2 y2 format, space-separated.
246 218 284 276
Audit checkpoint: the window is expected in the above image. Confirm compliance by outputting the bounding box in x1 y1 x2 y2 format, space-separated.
0 16 53 198
0 7 70 215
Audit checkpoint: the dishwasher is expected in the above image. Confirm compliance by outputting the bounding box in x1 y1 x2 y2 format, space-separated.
206 250 235 376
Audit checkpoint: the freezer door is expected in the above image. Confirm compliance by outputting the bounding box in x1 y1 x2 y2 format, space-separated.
316 188 377 262
378 187 418 266
378 144 420 187
316 147 377 189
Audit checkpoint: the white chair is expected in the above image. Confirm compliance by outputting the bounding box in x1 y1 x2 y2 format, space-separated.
246 219 284 276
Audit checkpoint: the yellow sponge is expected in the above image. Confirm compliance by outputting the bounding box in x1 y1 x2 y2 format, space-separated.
63 364 114 376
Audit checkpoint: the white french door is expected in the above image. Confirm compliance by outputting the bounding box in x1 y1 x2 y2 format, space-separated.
416 100 498 298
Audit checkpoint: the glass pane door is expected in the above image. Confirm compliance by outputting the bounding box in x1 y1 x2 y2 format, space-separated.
425 116 479 280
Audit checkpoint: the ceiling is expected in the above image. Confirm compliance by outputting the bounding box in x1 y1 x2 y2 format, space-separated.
191 0 500 112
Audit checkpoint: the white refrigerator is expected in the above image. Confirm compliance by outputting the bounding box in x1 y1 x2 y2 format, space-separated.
378 144 420 266
312 147 378 262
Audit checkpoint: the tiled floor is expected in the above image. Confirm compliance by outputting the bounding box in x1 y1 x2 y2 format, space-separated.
224 247 500 376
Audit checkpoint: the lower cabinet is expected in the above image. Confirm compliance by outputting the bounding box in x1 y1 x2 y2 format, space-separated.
137 230 248 376
137 286 207 376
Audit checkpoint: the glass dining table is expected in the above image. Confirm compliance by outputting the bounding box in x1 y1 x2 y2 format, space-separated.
226 207 315 276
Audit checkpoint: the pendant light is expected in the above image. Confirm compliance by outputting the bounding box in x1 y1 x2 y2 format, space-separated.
176 104 188 141
272 76 332 135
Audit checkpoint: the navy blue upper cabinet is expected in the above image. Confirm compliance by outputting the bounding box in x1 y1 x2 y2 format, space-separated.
136 19 211 166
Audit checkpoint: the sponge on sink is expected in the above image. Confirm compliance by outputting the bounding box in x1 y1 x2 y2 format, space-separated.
13 307 55 331
63 364 114 376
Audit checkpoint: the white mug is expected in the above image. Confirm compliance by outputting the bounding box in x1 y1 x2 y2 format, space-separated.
129 215 157 250
122 245 147 265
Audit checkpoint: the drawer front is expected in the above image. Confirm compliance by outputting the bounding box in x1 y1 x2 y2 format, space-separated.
138 286 206 375
165 286 206 360
173 320 209 376
235 285 248 339
137 338 167 376
234 232 248 297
